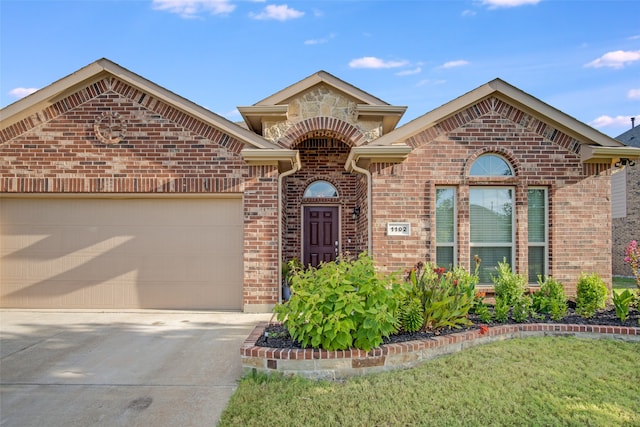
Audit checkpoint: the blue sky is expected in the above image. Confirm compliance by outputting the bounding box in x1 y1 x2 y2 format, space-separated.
1 0 639 138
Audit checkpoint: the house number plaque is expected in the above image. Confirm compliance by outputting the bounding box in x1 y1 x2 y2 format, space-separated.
387 222 411 236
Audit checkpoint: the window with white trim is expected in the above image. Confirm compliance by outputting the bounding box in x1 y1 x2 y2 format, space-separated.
436 187 456 268
527 188 548 283
303 180 338 198
469 187 515 283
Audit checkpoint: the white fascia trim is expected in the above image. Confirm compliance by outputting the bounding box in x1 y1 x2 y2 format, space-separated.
580 145 640 163
345 145 412 171
242 149 300 171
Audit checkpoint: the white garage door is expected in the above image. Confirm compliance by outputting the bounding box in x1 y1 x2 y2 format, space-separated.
0 197 243 310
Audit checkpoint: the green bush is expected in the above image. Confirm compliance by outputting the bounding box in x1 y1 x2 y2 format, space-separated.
512 294 533 323
612 289 635 322
471 291 493 323
273 253 401 351
399 297 424 333
532 276 568 321
493 298 510 323
492 260 528 308
575 273 608 318
403 263 478 331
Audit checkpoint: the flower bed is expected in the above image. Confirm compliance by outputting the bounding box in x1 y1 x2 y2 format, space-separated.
241 320 640 380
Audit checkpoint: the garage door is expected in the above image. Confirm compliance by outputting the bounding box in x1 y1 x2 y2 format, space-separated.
0 197 243 310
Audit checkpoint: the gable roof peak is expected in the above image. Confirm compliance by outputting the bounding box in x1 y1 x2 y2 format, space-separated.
253 69 390 107
370 77 623 149
1 58 281 150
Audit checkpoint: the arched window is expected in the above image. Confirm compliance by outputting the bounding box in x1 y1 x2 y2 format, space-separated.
303 181 338 198
470 154 513 176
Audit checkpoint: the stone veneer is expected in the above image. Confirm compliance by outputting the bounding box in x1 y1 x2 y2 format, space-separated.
241 322 640 380
262 85 382 144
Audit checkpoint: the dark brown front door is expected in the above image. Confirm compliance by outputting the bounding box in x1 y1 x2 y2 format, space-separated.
303 206 339 267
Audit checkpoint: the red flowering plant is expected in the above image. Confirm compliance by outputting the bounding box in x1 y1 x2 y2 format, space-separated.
399 261 479 332
624 240 640 290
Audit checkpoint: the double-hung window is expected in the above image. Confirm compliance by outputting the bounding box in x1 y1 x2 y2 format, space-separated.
527 188 548 283
436 188 456 268
469 187 515 283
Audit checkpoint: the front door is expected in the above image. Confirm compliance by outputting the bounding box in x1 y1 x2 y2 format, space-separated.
303 206 339 267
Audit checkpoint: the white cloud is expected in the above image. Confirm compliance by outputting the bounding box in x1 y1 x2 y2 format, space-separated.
349 57 409 69
396 67 422 76
589 115 639 128
250 4 304 21
416 79 446 87
304 33 335 45
481 0 540 9
152 0 235 18
462 9 477 17
9 87 38 99
441 60 470 69
585 50 640 69
628 89 640 100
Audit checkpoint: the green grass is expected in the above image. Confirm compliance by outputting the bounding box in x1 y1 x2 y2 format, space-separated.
613 276 639 290
220 337 640 427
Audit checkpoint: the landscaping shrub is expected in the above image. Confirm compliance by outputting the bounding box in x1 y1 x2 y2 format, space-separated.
491 260 530 322
273 253 402 351
398 297 424 333
471 291 493 323
575 273 608 318
401 262 478 331
532 276 568 321
612 289 635 322
492 260 528 307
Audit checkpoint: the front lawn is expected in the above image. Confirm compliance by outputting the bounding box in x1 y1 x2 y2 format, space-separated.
614 276 639 290
220 337 640 427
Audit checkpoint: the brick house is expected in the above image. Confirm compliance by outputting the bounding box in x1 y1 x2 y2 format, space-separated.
2 58 639 312
612 124 640 277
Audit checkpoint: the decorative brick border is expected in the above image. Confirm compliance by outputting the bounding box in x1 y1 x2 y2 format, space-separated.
241 322 640 380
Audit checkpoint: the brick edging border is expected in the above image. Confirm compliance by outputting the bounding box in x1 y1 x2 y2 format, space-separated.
241 322 640 380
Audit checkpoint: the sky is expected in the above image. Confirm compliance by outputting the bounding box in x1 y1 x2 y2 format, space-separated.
1 0 639 138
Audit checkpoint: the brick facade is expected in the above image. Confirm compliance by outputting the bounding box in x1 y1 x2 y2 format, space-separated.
367 99 613 296
2 60 634 310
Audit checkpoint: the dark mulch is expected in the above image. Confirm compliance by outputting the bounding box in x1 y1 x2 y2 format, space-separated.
256 305 640 349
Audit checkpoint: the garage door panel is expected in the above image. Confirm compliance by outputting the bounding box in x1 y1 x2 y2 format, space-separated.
0 197 243 310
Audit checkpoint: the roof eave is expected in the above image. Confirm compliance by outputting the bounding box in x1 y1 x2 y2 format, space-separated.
580 145 640 164
357 105 408 134
241 148 301 173
237 105 288 134
345 145 412 171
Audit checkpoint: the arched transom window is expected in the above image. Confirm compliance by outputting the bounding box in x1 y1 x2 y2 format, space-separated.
470 154 513 176
303 180 338 198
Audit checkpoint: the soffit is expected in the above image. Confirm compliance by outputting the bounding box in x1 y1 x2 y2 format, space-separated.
0 58 281 150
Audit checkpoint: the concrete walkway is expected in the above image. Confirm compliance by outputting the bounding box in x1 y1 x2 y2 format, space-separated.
0 310 272 427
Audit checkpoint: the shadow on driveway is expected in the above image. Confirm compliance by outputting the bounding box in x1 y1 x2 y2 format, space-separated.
0 310 272 427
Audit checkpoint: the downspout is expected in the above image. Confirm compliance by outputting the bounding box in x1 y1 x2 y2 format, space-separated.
350 159 373 257
277 153 300 304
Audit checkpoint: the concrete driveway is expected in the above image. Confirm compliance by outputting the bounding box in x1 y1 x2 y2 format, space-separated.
0 310 271 427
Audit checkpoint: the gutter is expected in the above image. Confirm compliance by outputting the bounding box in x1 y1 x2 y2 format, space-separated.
350 160 373 257
277 152 301 304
